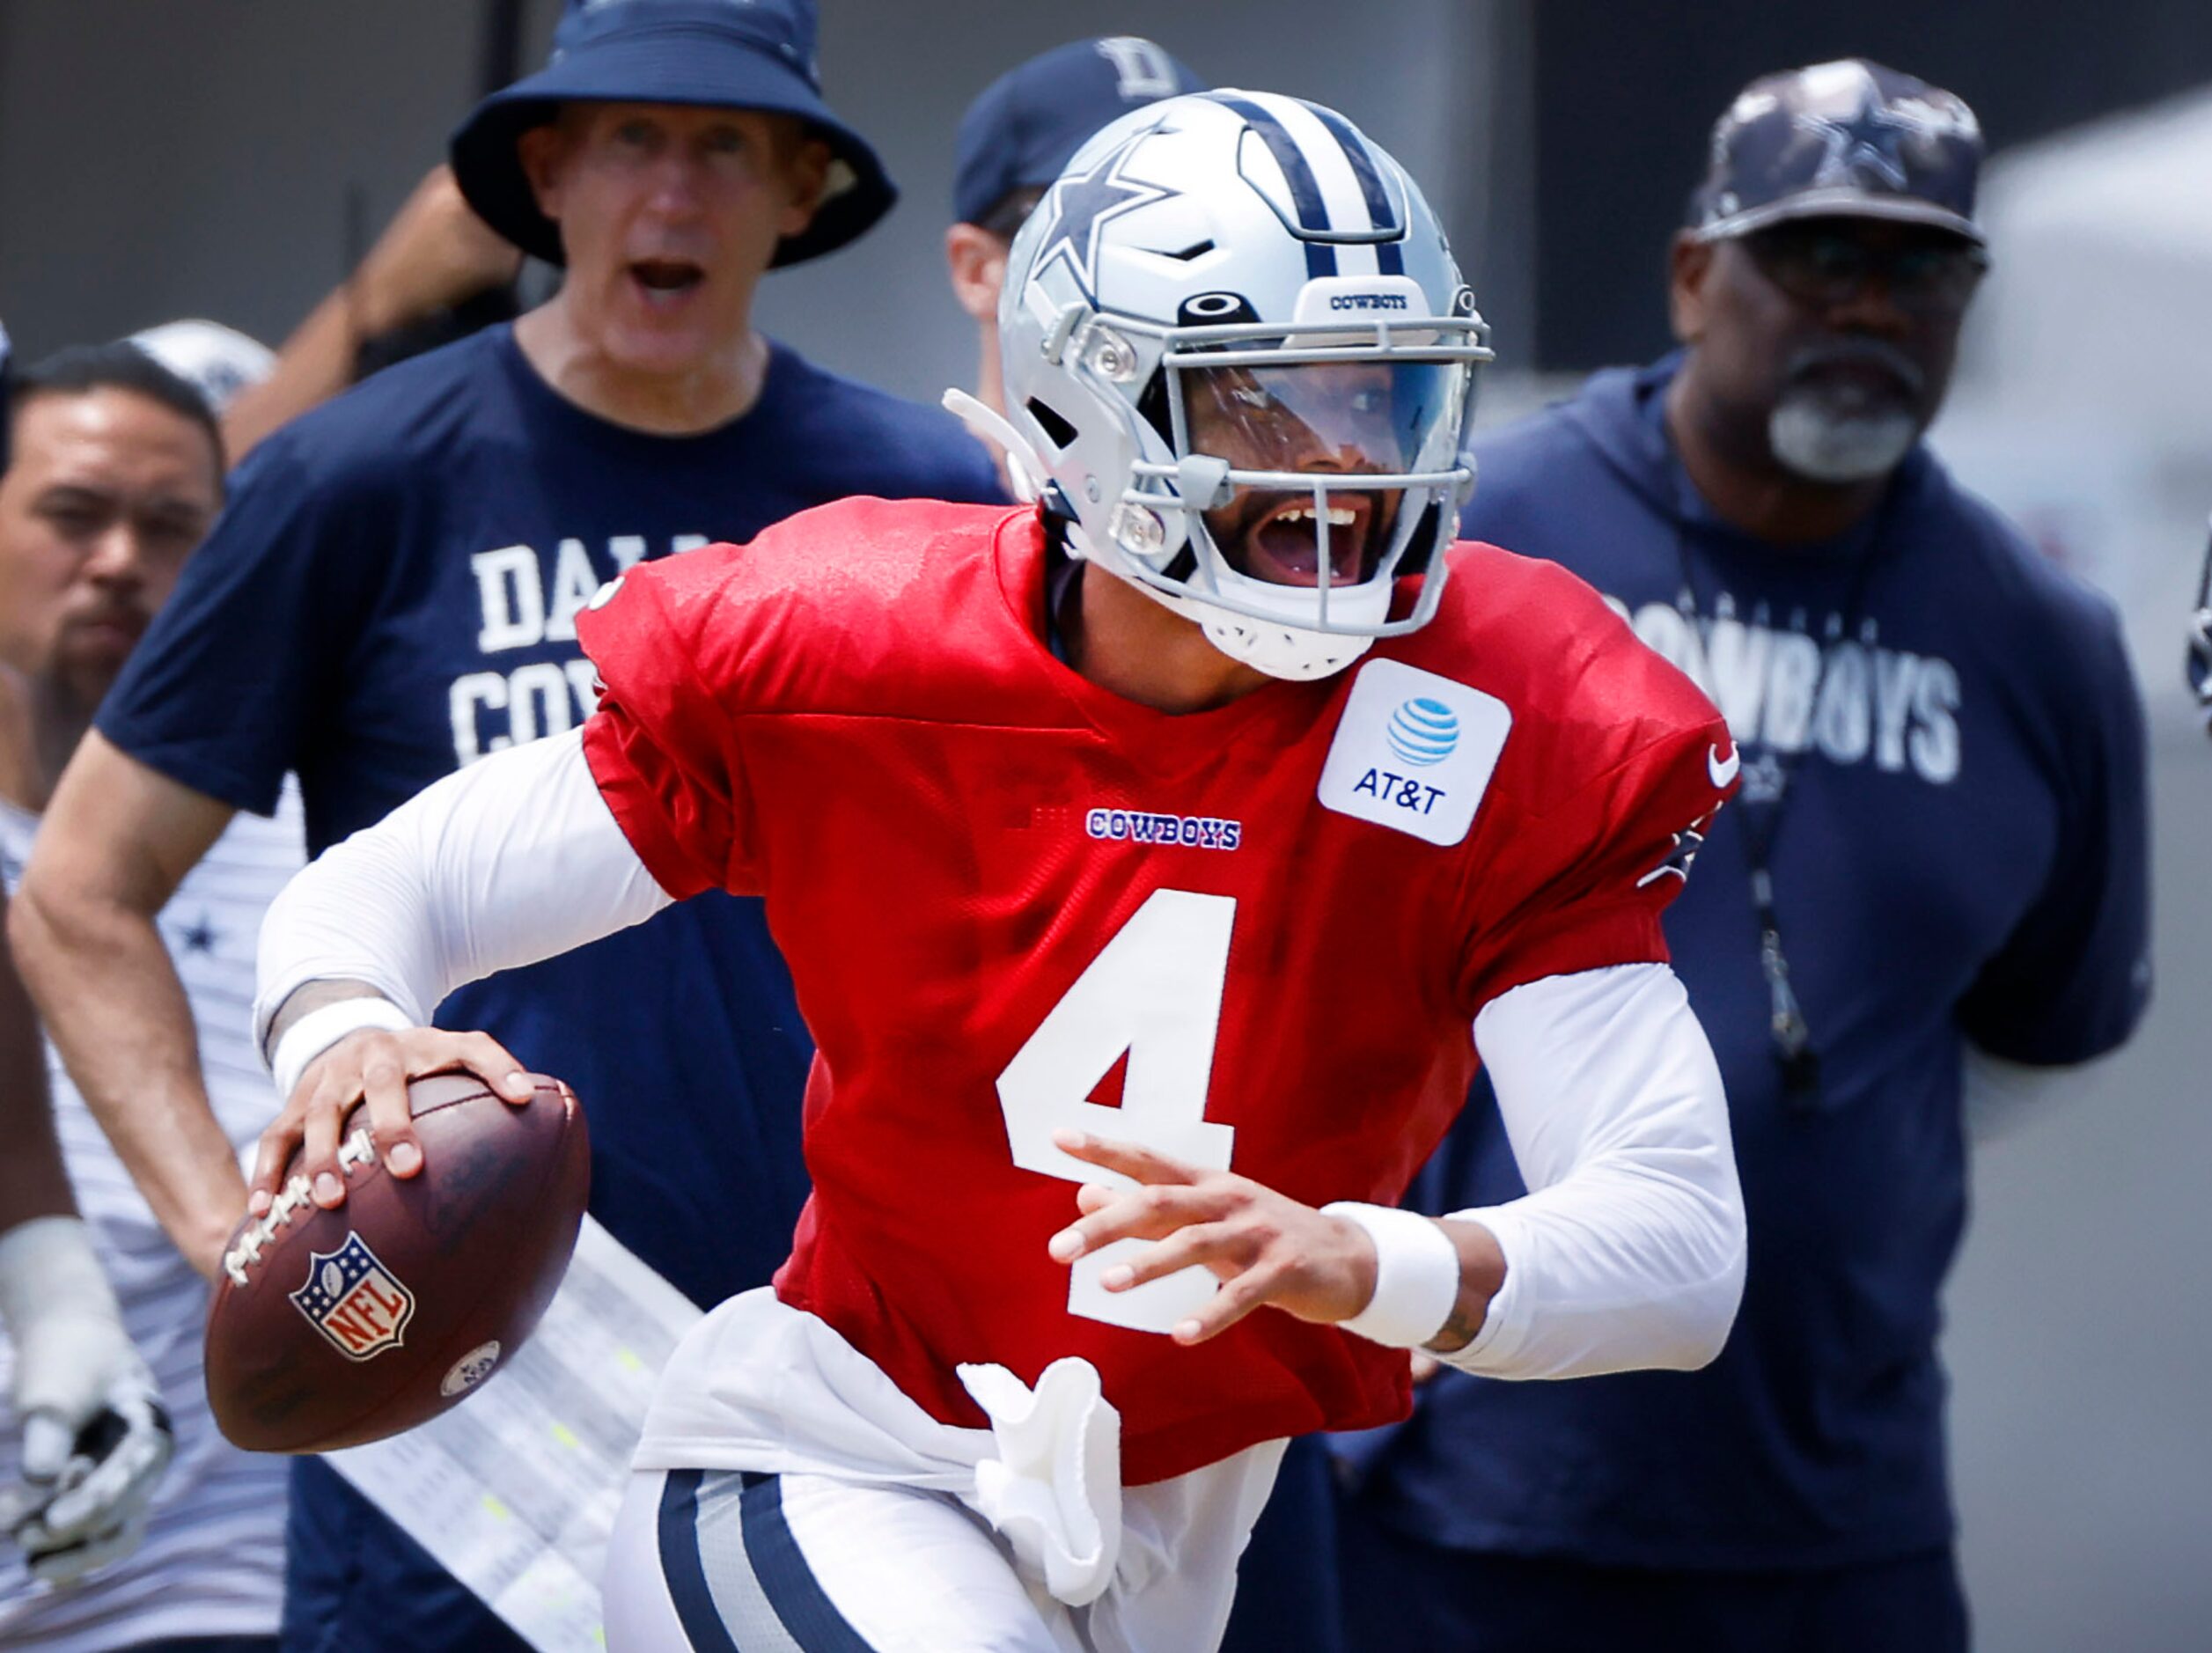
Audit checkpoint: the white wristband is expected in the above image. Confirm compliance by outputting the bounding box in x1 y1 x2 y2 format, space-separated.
1322 1202 1462 1348
268 996 416 1101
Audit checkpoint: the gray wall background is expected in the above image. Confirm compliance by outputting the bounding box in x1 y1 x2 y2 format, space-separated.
2 4 2206 1648
0 0 1527 397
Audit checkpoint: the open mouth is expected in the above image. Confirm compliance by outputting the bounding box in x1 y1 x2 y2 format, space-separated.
628 258 706 304
1237 496 1377 588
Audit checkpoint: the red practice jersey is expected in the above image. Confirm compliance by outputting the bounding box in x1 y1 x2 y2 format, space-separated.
577 498 1731 1485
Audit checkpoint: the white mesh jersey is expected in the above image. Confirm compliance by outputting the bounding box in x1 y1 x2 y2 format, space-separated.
0 782 303 1649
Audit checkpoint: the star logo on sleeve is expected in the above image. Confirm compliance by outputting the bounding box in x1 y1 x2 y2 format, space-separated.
1636 809 1718 891
1031 134 1176 304
176 912 220 954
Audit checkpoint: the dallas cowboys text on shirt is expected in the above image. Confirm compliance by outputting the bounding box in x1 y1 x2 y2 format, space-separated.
450 532 707 763
1611 592 1960 795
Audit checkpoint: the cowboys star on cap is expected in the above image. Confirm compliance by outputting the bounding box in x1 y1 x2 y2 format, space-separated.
1796 84 1917 192
1031 135 1175 304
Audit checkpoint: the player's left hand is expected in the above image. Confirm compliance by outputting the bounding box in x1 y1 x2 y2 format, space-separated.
1046 1130 1378 1346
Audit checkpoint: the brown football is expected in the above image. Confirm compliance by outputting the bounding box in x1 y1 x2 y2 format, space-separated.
204 1072 590 1453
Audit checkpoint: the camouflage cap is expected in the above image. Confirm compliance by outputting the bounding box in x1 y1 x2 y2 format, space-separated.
1689 58 1985 246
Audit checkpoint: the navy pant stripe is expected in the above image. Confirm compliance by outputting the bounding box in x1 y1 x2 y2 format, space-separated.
658 1468 745 1653
1208 93 1339 280
738 1473 877 1653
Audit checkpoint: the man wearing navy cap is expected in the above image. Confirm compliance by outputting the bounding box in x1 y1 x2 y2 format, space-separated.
12 3 1000 1649
944 38 1203 486
1334 59 2150 1650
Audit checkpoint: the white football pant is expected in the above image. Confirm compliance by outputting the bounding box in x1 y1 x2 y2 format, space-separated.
604 1442 1282 1653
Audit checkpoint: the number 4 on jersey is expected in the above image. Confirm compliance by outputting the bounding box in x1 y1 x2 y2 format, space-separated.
997 889 1238 1334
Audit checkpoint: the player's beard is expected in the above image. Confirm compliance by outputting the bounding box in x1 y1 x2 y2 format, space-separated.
1767 339 1926 485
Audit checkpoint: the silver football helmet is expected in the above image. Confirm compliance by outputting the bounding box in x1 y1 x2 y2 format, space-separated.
966 91 1489 680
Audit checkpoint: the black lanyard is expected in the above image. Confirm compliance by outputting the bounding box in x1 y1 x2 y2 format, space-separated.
1671 494 1895 1109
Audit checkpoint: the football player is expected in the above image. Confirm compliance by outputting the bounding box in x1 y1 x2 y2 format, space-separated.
249 93 1749 1651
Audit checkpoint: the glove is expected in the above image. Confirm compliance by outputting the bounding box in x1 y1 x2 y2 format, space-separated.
0 1217 175 1584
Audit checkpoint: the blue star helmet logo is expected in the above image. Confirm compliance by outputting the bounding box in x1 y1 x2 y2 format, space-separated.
1797 87 1915 192
1031 132 1176 305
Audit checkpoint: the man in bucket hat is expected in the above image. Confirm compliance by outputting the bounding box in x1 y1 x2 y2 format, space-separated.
11 3 999 1649
453 0 893 269
1333 59 2149 1651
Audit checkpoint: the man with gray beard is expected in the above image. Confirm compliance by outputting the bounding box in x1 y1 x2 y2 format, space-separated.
1334 59 2150 1651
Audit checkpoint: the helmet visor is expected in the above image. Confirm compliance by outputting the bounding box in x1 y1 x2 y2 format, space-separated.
1180 358 1467 475
1176 358 1470 589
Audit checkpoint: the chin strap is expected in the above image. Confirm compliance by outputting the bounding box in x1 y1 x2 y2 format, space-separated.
942 390 1046 504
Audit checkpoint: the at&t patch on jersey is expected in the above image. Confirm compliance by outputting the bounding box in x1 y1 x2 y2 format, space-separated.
1317 659 1510 846
290 1232 415 1361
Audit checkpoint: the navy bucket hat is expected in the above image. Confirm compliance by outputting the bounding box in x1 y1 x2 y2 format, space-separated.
450 0 894 268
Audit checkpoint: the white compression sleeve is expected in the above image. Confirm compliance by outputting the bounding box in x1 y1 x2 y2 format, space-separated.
253 726 673 1054
1442 962 1745 1380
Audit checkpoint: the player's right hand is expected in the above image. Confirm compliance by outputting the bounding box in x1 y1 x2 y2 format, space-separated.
248 1025 533 1216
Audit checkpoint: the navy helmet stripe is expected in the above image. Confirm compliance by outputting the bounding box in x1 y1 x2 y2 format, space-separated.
658 1469 747 1653
1306 105 1407 275
739 1472 878 1653
1208 93 1337 280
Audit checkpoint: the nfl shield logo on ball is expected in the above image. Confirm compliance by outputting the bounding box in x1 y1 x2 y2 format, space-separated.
289 1232 416 1361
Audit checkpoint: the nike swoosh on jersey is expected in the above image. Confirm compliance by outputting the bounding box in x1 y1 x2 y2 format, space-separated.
1709 742 1741 788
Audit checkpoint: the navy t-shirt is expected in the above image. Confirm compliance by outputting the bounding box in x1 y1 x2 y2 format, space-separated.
96 325 1001 1645
1351 355 2150 1569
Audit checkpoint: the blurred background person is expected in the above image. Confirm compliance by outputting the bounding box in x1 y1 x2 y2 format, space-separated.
0 336 290 1651
943 35 1201 489
11 2 1000 1649
1334 60 2150 1653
